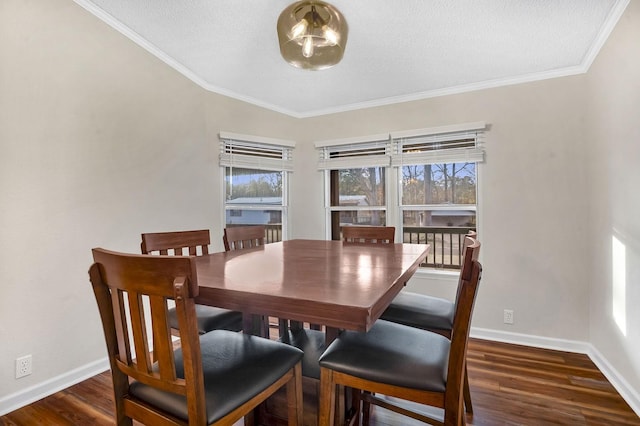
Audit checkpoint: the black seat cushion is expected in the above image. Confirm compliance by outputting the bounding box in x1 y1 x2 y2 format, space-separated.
318 320 450 392
380 291 454 332
129 330 303 424
167 305 243 334
279 328 326 379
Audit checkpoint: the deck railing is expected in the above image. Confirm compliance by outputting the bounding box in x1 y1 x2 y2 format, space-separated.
403 226 475 270
263 224 282 243
228 224 473 270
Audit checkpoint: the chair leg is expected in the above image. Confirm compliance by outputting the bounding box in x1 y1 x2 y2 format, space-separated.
444 396 463 426
319 368 336 426
336 385 345 425
463 364 473 414
361 391 372 426
350 389 362 426
286 363 303 426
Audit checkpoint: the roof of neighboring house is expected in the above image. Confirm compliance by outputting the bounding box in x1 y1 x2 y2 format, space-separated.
227 195 371 207
431 210 476 217
226 197 282 205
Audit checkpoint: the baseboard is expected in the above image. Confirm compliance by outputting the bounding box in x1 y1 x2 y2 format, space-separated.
586 344 640 417
470 327 592 353
471 327 640 417
0 357 110 416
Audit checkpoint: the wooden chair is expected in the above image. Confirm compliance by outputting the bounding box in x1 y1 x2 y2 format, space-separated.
89 248 304 426
318 237 482 426
342 225 395 244
141 230 243 335
223 225 265 251
380 230 478 413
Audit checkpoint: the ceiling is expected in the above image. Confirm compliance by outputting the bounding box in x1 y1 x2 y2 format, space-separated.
75 0 627 118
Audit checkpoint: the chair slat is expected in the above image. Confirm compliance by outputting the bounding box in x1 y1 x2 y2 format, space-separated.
148 295 177 382
111 290 132 364
128 293 152 374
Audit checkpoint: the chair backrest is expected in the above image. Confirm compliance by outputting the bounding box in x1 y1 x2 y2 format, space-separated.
342 226 395 244
459 230 477 263
89 248 208 423
445 238 482 416
141 229 210 256
223 225 265 251
454 234 481 307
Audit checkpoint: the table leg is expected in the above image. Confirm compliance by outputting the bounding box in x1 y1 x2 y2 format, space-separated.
242 312 267 336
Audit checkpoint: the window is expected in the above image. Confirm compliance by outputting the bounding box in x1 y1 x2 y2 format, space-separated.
328 167 387 239
219 132 294 243
316 123 485 270
317 134 390 240
392 125 483 269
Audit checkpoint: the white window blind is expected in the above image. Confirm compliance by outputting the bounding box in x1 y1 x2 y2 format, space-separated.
219 132 295 172
315 134 391 170
391 122 486 166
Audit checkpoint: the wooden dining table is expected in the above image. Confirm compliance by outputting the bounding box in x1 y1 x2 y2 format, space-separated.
194 239 429 425
194 239 430 343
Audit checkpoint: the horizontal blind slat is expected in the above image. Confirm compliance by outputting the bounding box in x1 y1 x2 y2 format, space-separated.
219 135 294 172
317 139 391 170
315 125 486 170
392 130 485 166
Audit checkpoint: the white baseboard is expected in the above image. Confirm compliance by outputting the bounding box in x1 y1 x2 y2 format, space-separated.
471 327 640 417
0 357 110 416
2 330 639 419
586 344 640 418
470 327 592 353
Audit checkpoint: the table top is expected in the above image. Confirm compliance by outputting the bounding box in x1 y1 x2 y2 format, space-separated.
194 239 429 333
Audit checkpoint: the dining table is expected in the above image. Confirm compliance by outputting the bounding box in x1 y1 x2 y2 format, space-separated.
194 238 430 343
193 238 429 425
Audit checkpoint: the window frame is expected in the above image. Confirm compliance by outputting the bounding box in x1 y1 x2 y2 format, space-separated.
219 132 295 243
317 122 485 271
325 168 389 240
317 134 392 240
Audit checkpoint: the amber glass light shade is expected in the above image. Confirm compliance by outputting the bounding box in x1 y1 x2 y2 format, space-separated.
277 1 348 70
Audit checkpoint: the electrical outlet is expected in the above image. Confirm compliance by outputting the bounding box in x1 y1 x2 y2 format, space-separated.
503 309 514 325
16 355 32 379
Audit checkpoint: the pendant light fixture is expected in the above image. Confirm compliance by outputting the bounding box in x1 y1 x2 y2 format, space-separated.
277 1 348 70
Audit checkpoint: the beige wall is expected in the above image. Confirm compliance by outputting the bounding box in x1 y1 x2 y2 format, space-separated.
288 76 591 339
0 0 295 399
586 0 640 397
1 0 638 413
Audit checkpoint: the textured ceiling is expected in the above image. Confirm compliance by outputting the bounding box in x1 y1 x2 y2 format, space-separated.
75 0 627 118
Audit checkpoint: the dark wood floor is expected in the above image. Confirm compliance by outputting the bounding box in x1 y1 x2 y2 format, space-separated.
1 338 638 425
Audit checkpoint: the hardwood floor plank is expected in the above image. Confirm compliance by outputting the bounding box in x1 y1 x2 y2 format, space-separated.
468 349 604 378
